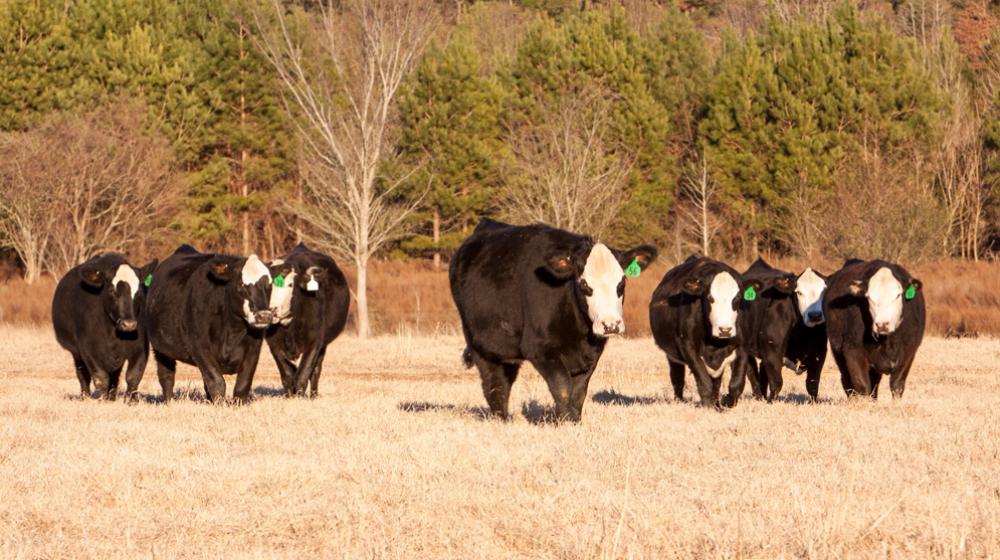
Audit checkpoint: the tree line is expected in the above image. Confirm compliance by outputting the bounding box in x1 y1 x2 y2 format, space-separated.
2 0 999 334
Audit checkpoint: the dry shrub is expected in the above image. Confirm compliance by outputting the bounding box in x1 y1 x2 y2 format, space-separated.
3 258 998 337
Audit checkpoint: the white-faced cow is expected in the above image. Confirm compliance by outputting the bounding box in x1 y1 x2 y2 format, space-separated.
740 259 828 401
450 219 656 422
52 254 158 400
823 259 925 399
649 256 761 408
266 244 350 397
145 245 274 403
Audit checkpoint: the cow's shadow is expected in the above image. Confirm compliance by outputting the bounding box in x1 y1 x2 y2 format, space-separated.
590 389 662 407
397 401 493 421
744 392 822 405
64 385 293 405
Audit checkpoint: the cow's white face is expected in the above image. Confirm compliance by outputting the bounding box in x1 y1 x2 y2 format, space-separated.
240 254 272 327
795 268 826 327
268 270 297 326
866 267 903 336
579 243 626 337
112 265 140 299
708 271 739 339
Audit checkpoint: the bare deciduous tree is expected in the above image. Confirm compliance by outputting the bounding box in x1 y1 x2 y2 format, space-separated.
0 102 179 280
678 153 721 258
255 0 439 338
503 91 633 240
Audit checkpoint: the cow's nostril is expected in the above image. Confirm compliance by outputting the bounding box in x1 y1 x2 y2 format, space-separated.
117 319 138 332
808 312 823 321
718 327 733 337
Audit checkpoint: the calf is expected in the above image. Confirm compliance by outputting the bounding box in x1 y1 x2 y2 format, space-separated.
823 259 925 399
649 256 761 408
145 245 274 403
740 259 828 401
52 254 157 400
266 244 351 397
450 219 656 422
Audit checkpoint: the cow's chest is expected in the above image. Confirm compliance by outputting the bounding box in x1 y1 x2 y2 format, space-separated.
701 345 737 378
867 337 906 375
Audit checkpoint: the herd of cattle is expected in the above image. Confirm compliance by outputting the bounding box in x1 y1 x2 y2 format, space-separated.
51 219 926 421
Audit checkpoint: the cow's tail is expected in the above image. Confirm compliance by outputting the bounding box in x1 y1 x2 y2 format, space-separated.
461 347 474 369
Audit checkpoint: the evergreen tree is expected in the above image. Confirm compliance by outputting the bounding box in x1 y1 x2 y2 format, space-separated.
396 32 506 268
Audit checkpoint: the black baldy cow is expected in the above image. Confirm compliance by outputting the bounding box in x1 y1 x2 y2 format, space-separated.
740 259 828 401
266 244 350 397
450 219 656 422
145 245 274 403
824 259 925 399
52 253 158 400
649 256 761 408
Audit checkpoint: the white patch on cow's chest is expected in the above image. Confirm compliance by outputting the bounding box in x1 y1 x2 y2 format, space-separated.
705 350 736 378
795 267 827 326
579 243 625 336
708 271 739 338
867 267 903 334
241 254 270 285
112 265 140 298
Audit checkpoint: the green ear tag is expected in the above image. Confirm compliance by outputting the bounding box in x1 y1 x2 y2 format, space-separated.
273 274 285 288
904 284 916 300
144 274 152 287
743 286 757 302
625 258 641 278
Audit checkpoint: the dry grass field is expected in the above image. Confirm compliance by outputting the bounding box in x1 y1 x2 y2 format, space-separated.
1 325 998 558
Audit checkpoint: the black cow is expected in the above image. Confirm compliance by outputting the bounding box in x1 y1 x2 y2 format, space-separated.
266 244 351 397
740 258 828 401
52 253 158 400
823 259 925 399
450 219 656 422
145 245 274 403
649 256 761 408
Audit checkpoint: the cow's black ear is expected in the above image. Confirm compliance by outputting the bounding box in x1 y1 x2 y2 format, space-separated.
772 274 795 294
614 244 657 271
306 265 327 280
138 259 158 283
905 278 922 298
208 258 233 281
848 279 865 296
80 266 104 288
682 278 704 295
544 253 575 279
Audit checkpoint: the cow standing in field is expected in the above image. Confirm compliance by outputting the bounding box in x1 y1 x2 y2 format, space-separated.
266 244 351 397
52 254 158 400
740 259 828 401
450 219 656 422
649 256 761 408
824 259 925 399
145 245 274 403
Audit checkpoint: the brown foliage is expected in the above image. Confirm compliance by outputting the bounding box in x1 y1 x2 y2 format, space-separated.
6 258 998 338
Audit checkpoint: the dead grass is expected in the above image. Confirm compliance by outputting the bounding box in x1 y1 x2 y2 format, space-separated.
4 258 1000 337
1 326 998 558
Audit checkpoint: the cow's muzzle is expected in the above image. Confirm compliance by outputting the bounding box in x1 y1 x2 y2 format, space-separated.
252 310 273 328
116 319 138 332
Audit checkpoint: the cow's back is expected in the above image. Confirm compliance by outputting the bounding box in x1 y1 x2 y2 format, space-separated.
277 248 351 355
52 265 101 353
649 258 704 357
145 248 215 362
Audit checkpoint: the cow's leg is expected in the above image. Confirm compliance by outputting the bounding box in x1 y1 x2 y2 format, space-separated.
889 354 915 399
760 352 784 402
568 364 599 421
831 350 852 395
309 348 327 398
73 354 92 398
155 351 176 403
804 352 824 402
231 347 262 405
473 351 518 419
271 350 298 395
721 353 748 408
293 346 324 396
690 368 717 408
123 349 148 402
534 361 574 421
82 355 112 400
106 366 123 401
744 357 764 399
839 349 871 398
868 368 882 399
668 361 685 401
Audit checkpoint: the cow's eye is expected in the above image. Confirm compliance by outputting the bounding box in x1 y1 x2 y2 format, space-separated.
579 279 593 296
617 277 625 297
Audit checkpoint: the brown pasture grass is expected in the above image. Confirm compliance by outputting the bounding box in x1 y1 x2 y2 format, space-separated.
0 325 998 558
3 258 1000 336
